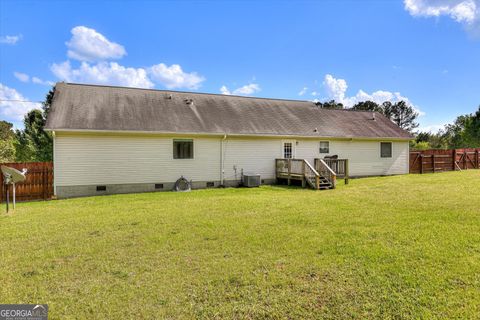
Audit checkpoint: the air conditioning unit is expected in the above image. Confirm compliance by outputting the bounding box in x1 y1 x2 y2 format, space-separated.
243 174 261 187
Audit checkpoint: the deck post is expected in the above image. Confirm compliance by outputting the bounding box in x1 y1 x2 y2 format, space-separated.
287 158 291 186
315 175 319 190
345 159 349 184
301 160 306 188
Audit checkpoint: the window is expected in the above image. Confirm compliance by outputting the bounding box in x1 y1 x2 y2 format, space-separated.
283 142 293 159
155 183 164 189
173 139 193 159
381 142 392 158
96 185 106 191
319 141 329 153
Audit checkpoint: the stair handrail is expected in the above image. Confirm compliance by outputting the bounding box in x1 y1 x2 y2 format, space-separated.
317 159 337 189
304 160 320 177
302 159 320 189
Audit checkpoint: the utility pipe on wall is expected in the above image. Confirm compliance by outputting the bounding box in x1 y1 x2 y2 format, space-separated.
220 133 227 186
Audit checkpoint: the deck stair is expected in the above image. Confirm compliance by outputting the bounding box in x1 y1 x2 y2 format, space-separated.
275 158 337 190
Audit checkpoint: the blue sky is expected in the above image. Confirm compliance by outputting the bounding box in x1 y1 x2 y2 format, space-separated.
1 0 479 131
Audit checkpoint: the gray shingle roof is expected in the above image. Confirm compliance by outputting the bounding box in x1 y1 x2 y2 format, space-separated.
45 82 412 139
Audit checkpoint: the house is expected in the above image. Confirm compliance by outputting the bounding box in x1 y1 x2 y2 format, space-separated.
45 82 412 198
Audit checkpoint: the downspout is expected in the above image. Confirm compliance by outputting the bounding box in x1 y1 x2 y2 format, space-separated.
220 133 227 186
52 131 57 197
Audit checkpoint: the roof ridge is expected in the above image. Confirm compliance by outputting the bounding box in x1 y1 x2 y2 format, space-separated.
57 82 395 115
60 82 312 104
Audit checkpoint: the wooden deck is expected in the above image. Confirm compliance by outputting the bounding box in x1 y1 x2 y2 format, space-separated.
276 158 348 190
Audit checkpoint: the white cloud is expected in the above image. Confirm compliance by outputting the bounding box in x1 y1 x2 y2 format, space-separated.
50 26 205 90
298 87 308 96
323 74 348 102
13 72 54 86
417 124 446 132
220 83 261 96
322 74 424 115
66 26 126 62
148 63 205 89
32 77 55 86
14 72 30 82
0 83 41 121
404 0 480 35
51 61 154 88
234 83 260 95
0 34 21 45
220 85 231 95
311 91 318 97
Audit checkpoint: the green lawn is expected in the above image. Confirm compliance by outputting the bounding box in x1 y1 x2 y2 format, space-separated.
1 171 480 319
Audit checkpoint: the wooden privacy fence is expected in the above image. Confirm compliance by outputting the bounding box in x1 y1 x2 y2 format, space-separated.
410 148 480 174
0 162 53 203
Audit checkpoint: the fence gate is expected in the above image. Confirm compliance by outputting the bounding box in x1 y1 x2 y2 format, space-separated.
410 148 480 174
0 162 54 203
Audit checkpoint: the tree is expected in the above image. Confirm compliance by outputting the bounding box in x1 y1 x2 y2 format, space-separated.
383 101 419 132
442 106 480 148
42 87 55 117
0 120 16 162
412 131 449 150
315 100 344 109
351 100 382 112
14 87 55 162
410 141 430 150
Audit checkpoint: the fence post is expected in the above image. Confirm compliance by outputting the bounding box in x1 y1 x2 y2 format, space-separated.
464 150 467 170
43 164 47 200
432 154 435 173
477 149 479 169
420 155 424 174
452 149 456 171
0 172 3 203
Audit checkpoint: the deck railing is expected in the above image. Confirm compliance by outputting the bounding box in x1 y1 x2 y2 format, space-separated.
304 159 320 189
315 158 349 184
315 159 337 189
275 159 320 189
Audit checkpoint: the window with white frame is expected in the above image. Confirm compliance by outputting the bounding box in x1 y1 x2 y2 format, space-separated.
319 141 329 153
173 139 194 159
380 142 392 158
283 142 293 159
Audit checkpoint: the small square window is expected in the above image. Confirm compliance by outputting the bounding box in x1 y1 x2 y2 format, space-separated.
96 185 106 191
206 182 215 188
381 142 392 158
155 183 164 189
319 141 329 153
173 139 193 159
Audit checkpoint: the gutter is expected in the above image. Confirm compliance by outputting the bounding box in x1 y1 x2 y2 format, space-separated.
45 128 412 142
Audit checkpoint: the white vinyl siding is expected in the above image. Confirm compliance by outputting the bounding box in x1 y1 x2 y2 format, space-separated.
327 140 408 176
54 133 220 186
291 139 409 176
222 138 282 180
54 132 409 188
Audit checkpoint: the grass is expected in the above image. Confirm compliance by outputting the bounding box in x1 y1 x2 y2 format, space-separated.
1 171 480 319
